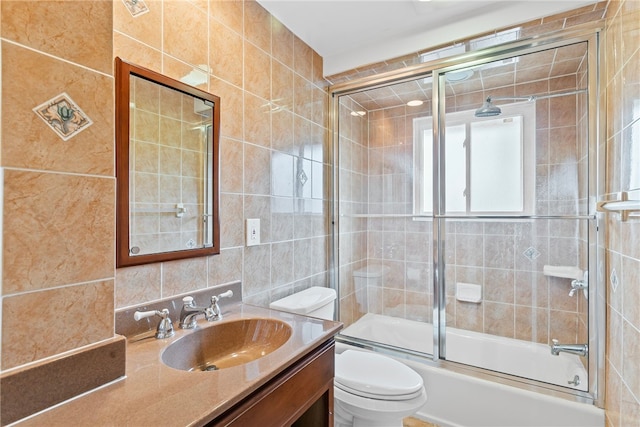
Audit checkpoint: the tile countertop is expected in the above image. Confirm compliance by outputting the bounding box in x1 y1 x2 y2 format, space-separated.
15 303 343 427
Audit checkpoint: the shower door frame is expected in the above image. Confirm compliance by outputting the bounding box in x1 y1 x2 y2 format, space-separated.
329 24 605 406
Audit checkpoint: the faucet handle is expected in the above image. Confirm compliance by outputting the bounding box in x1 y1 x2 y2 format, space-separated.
207 290 234 321
211 290 233 303
134 309 158 321
134 308 174 339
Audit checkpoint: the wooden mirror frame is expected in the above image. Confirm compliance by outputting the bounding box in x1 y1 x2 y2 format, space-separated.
115 57 220 267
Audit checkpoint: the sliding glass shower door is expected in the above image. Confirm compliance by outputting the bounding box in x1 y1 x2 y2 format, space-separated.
332 31 601 400
336 79 435 346
434 43 592 391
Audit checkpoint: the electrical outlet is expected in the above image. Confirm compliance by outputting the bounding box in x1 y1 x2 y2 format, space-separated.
246 218 260 246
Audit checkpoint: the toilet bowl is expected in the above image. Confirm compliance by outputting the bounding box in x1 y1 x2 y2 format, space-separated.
334 349 427 427
269 287 427 427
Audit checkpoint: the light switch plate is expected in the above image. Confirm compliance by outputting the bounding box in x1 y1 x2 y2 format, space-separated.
246 218 261 246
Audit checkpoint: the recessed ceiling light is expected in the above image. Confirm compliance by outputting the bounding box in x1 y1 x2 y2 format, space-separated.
407 100 424 107
350 110 366 116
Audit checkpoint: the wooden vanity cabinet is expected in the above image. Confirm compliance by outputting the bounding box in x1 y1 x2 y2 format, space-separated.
208 339 335 427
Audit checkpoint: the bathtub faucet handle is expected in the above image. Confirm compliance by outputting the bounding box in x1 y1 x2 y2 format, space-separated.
568 375 581 386
569 279 587 297
134 308 174 339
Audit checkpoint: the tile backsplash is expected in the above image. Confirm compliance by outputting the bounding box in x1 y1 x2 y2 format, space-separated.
113 0 330 311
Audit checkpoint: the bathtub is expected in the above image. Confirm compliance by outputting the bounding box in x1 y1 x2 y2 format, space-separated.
339 313 604 427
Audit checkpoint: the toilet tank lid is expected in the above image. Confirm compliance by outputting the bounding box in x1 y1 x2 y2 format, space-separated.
353 264 389 278
269 286 336 315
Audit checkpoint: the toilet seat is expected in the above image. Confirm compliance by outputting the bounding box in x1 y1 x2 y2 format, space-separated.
335 350 424 401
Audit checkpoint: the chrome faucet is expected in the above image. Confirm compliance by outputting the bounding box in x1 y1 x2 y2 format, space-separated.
179 296 214 329
179 290 234 328
550 339 588 357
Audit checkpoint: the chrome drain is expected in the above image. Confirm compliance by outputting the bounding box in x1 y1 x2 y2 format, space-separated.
203 364 219 371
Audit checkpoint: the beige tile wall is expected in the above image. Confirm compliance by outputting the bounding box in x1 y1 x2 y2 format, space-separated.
338 96 372 326
1 0 327 375
1 1 114 371
603 1 640 425
113 0 329 310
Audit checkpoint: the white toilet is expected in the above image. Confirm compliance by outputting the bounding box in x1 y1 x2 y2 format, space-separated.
270 287 427 427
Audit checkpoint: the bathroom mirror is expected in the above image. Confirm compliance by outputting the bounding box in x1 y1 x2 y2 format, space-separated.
115 57 220 267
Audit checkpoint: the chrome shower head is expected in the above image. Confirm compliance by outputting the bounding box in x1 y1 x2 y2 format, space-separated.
475 97 502 117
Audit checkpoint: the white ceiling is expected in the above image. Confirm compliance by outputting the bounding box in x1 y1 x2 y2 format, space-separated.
256 0 597 76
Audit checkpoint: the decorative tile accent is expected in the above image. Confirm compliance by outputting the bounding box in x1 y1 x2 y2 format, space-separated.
122 0 149 17
610 267 619 293
297 169 308 185
522 246 541 260
32 93 93 141
186 238 196 249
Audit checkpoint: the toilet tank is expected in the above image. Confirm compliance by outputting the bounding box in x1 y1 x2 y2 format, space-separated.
353 264 388 288
269 287 337 320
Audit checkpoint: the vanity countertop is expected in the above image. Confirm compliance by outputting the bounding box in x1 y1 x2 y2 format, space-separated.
15 303 342 427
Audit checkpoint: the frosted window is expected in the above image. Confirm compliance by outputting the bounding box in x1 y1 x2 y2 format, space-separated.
627 100 640 191
421 129 434 212
470 117 523 212
445 125 467 212
419 125 466 213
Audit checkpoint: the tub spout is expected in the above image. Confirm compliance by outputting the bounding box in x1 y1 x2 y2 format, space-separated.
550 339 588 357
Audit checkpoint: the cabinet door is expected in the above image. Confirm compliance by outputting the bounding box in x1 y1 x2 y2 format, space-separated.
209 340 335 427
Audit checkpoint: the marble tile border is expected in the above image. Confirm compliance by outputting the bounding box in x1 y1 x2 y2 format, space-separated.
0 336 126 425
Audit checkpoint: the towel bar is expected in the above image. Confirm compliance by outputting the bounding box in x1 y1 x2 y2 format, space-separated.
597 192 640 221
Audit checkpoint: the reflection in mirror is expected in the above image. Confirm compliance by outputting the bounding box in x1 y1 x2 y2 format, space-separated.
115 57 220 267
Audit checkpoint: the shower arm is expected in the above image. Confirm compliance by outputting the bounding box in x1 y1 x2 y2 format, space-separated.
477 89 587 117
486 88 588 104
486 95 534 103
